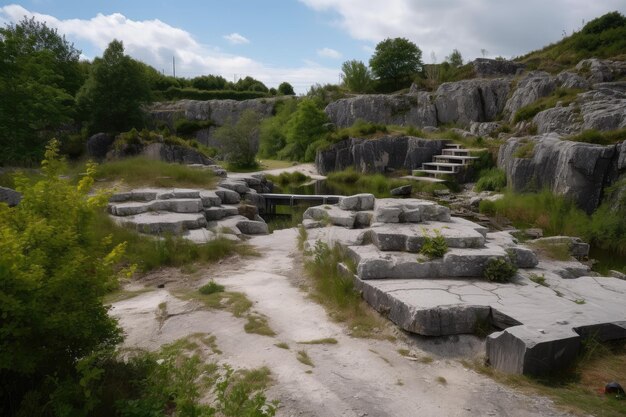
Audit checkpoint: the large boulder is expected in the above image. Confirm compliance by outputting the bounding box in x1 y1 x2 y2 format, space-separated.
434 78 511 126
504 72 557 120
578 85 626 132
575 58 626 84
0 186 21 207
86 133 114 160
498 134 616 213
471 58 524 78
533 105 582 135
324 92 437 129
315 136 447 175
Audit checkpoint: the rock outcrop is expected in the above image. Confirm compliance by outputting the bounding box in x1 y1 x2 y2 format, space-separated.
433 79 511 125
0 186 21 207
324 92 437 129
148 98 277 147
109 141 216 166
498 134 617 213
87 133 115 160
315 136 447 175
471 58 525 78
504 71 557 120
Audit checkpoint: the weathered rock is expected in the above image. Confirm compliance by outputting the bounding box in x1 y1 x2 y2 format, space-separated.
556 71 589 90
578 87 626 131
373 199 451 223
324 92 437 128
0 186 21 207
504 72 557 120
390 184 412 196
144 142 215 165
369 222 485 252
506 246 539 268
303 205 356 228
86 133 114 160
243 192 265 213
469 121 502 137
116 212 207 235
315 136 446 175
238 204 258 220
498 134 615 213
486 326 581 375
219 179 250 195
215 188 241 204
434 79 511 126
199 190 221 207
338 193 375 211
471 58 524 78
534 236 590 258
533 105 582 135
236 220 269 235
204 205 239 221
609 270 626 280
525 228 543 239
575 58 626 83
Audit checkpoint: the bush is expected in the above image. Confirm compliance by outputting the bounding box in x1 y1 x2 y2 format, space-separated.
156 87 267 101
214 109 262 168
419 230 448 259
483 258 518 282
199 281 225 295
258 99 297 159
475 168 507 192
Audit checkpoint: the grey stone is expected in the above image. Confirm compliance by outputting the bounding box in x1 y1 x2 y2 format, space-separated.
236 220 269 235
507 246 539 268
86 133 114 160
556 71 589 90
116 212 207 235
504 72 557 121
390 185 412 196
150 199 203 213
338 193 375 211
533 105 582 135
486 326 581 375
218 179 250 195
469 122 502 137
525 228 543 239
215 188 241 204
302 219 323 229
199 190 221 207
434 78 511 126
498 134 616 213
534 236 590 258
471 58 524 78
204 205 239 221
373 199 451 223
324 92 437 129
315 136 446 175
609 270 626 280
303 205 356 228
243 192 265 213
354 211 373 228
0 186 22 207
157 189 201 199
575 58 626 83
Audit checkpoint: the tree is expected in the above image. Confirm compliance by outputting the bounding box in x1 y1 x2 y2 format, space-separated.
191 74 228 90
0 17 82 164
446 49 463 67
281 99 328 162
0 141 127 415
369 37 422 91
77 40 152 134
341 60 372 93
214 109 262 168
234 76 269 93
277 81 295 95
258 99 298 158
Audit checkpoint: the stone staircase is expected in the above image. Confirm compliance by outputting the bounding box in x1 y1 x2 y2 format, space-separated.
410 143 480 182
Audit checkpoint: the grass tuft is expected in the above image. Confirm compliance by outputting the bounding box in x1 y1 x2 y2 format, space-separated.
275 342 290 350
475 168 507 192
298 338 338 345
199 281 225 295
296 350 314 367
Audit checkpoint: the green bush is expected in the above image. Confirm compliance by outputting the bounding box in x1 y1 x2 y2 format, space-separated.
483 258 518 282
267 171 310 187
213 109 262 168
475 168 507 192
419 230 448 259
199 281 225 295
258 99 297 159
156 87 268 101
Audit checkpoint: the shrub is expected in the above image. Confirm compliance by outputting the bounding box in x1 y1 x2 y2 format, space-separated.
475 168 507 192
420 230 448 259
277 82 295 95
214 109 262 168
258 99 298 159
483 258 518 282
156 87 267 101
199 281 225 295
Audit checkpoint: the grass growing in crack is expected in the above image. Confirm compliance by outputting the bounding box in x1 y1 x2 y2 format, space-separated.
419 229 448 259
181 289 253 317
103 287 154 304
296 350 314 367
298 338 338 345
464 340 626 417
529 273 549 287
574 299 586 305
244 314 276 336
513 140 536 159
397 349 410 357
275 342 290 350
303 240 392 339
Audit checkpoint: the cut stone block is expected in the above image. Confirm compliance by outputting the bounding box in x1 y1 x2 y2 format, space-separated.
507 246 539 268
199 190 221 207
303 205 356 228
183 228 217 244
215 188 241 204
157 188 200 199
151 198 203 213
219 179 250 195
116 212 207 235
204 205 239 220
236 220 269 235
338 193 375 211
373 199 451 224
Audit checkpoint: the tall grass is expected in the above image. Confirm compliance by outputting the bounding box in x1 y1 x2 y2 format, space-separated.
567 128 626 145
326 167 411 197
475 168 507 192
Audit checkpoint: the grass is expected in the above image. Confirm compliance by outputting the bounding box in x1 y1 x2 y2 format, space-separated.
258 159 297 170
436 376 447 385
513 88 582 124
297 225 308 251
466 340 626 417
266 171 310 188
303 240 391 339
298 338 338 345
528 273 549 287
513 140 536 159
183 289 253 318
94 211 258 272
199 281 225 295
103 287 154 304
244 314 276 337
296 350 314 367
475 168 507 192
567 128 626 145
528 240 571 261
325 167 412 198
275 342 290 350
85 156 218 189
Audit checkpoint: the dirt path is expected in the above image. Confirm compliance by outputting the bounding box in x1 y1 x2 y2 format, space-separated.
111 228 572 417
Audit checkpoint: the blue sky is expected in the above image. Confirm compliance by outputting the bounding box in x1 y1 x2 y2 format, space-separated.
1 1 625 93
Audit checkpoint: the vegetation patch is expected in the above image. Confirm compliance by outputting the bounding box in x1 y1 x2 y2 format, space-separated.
199 280 226 295
483 258 518 282
528 273 549 287
174 118 215 136
513 140 536 159
296 350 315 367
266 171 311 189
244 314 276 337
567 128 626 145
419 229 449 259
298 338 338 345
326 167 412 198
475 168 507 192
275 342 290 350
528 240 571 261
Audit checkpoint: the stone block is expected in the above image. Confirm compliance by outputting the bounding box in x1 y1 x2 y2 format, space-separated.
236 220 269 235
215 188 241 204
339 193 375 211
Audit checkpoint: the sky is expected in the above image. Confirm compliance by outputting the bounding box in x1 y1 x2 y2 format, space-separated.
1 1 626 93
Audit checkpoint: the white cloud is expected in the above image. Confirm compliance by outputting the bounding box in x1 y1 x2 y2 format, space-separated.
317 47 342 59
0 4 336 93
223 32 250 45
300 0 626 61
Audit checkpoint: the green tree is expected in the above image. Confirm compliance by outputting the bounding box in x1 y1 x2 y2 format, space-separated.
258 99 298 158
77 40 152 134
234 76 269 93
281 99 328 162
341 60 372 93
214 109 262 168
369 37 422 91
191 74 228 90
446 49 463 67
277 81 295 95
0 17 82 165
0 141 127 415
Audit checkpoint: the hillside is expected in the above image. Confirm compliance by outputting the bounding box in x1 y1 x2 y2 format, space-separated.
517 11 626 72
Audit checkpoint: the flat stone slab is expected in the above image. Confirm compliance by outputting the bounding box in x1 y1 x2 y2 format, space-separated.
115 212 207 235
373 199 451 223
110 198 203 216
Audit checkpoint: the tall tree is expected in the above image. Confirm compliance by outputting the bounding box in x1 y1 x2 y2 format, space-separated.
277 81 295 95
0 17 82 165
77 40 151 134
341 60 373 93
446 49 463 67
369 37 422 91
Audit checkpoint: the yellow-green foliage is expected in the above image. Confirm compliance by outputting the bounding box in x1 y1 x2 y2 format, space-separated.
419 229 448 259
0 141 128 413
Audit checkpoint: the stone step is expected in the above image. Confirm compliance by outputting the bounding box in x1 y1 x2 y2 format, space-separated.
109 188 202 203
421 162 461 172
400 175 446 183
114 212 207 235
442 148 471 156
412 169 454 177
433 155 478 164
444 143 463 149
204 205 240 220
109 198 204 216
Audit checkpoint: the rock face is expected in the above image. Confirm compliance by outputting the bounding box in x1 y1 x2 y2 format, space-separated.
434 79 511 125
324 92 437 129
148 98 276 147
0 186 21 207
504 72 557 120
575 58 626 84
498 134 617 213
108 139 216 166
471 58 525 78
315 136 447 175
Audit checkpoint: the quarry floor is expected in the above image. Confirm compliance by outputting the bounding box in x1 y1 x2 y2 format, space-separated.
111 228 573 417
